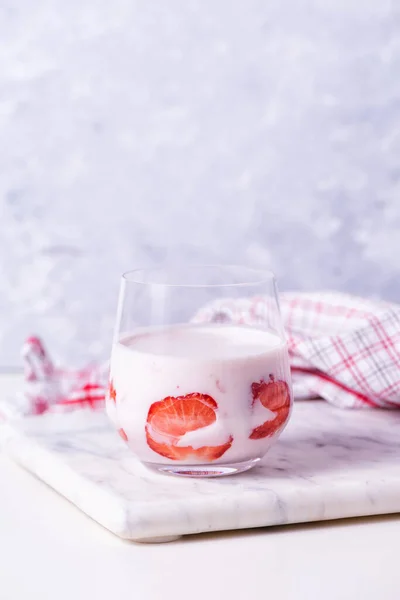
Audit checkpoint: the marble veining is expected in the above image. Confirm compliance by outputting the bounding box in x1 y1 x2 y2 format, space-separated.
1 401 400 542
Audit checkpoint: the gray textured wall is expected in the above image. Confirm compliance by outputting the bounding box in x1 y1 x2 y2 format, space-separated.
1 0 399 366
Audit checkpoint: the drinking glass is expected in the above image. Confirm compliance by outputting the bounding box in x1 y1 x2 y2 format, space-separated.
106 265 292 477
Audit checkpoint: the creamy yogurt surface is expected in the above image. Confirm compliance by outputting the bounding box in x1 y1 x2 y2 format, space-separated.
107 324 292 465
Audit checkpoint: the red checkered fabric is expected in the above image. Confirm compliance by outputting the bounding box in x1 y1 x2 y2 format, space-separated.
18 292 400 416
19 337 108 417
196 292 400 409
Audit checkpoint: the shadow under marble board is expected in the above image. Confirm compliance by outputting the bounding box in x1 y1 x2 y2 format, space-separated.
1 401 400 543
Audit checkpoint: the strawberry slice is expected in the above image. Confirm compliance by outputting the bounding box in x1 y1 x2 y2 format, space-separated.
147 393 217 438
249 407 289 439
146 431 233 461
249 376 291 440
108 379 117 404
146 393 232 461
118 428 128 442
251 378 290 410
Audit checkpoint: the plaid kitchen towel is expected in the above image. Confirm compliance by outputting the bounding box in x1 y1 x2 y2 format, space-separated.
195 292 400 409
10 292 400 418
4 337 109 419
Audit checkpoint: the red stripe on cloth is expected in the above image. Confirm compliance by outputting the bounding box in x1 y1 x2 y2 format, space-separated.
57 396 105 408
332 337 372 394
291 366 377 407
372 316 400 371
58 395 105 404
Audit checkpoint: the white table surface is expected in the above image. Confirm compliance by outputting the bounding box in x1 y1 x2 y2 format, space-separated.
1 374 400 600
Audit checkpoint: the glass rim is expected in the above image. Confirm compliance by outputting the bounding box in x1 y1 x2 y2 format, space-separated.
121 264 277 288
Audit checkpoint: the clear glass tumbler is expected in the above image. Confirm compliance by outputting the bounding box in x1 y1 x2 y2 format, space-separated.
106 265 292 477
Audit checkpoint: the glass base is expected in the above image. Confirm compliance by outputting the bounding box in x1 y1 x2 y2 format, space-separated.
134 535 182 544
143 457 261 478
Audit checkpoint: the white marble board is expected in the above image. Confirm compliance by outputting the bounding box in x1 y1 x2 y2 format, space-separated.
1 401 400 543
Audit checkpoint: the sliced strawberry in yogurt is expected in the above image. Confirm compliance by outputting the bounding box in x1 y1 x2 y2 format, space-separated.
249 376 291 439
108 379 117 404
146 393 233 461
118 428 128 442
